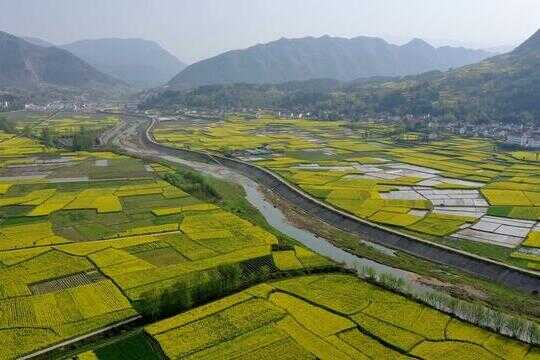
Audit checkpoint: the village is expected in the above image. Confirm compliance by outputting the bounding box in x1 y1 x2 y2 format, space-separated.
142 104 540 150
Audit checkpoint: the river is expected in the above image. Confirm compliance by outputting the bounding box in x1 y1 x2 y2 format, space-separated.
157 153 430 291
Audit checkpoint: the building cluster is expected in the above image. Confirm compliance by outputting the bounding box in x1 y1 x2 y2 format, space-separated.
24 102 102 113
0 93 23 112
504 131 540 149
424 119 540 149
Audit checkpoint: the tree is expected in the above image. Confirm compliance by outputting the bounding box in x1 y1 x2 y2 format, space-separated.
518 111 535 126
0 116 15 133
72 126 95 150
23 125 32 138
145 289 162 320
441 113 457 124
217 264 243 292
175 281 193 310
41 127 55 147
137 288 162 320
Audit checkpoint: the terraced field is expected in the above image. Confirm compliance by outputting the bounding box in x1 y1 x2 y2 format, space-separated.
0 127 333 359
77 274 538 360
154 116 540 270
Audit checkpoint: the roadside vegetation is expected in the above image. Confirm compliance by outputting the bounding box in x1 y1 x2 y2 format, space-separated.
153 115 540 272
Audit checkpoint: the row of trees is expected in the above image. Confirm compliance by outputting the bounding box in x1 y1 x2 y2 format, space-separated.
136 264 247 320
0 114 98 150
164 169 219 202
37 126 97 150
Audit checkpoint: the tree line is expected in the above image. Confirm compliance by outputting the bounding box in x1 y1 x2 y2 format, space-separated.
135 263 270 320
140 62 540 126
0 115 98 150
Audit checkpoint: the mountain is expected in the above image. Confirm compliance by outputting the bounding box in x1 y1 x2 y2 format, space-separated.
513 30 540 54
145 29 540 124
167 35 492 90
483 45 515 55
0 31 122 89
61 38 186 88
369 28 540 122
21 36 55 48
139 78 343 111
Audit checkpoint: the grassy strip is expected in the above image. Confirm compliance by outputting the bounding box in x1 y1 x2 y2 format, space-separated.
263 188 540 320
162 164 299 246
357 266 540 345
398 225 538 271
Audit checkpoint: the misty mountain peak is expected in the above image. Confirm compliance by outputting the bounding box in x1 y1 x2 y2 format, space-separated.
61 38 186 87
513 28 540 54
0 31 18 41
168 35 491 89
0 31 121 88
404 38 433 49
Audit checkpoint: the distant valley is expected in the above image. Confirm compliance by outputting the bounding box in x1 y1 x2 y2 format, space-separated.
0 31 120 89
61 38 187 88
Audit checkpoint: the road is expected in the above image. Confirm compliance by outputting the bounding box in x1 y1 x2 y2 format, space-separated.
19 316 142 360
19 112 537 359
114 115 540 295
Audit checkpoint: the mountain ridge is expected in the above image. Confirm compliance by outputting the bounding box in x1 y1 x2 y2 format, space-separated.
513 29 540 54
167 35 492 90
144 28 540 124
21 36 55 48
0 31 122 89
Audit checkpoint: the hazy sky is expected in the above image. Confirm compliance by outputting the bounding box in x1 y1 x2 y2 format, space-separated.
1 0 539 63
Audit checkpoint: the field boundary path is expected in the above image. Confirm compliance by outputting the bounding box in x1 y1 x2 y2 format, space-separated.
132 116 540 294
18 316 142 360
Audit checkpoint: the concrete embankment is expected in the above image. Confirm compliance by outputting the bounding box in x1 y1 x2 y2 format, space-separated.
140 118 540 295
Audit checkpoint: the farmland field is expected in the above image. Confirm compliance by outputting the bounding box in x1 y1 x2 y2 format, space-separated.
0 120 333 359
4 111 119 137
138 274 539 360
153 116 540 271
1 112 538 359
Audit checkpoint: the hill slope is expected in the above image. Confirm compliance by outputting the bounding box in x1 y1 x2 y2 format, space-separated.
0 31 121 89
168 35 491 89
62 38 186 87
21 36 55 48
364 28 540 122
144 29 540 123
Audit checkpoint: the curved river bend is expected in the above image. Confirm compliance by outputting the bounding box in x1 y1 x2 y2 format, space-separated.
158 153 428 290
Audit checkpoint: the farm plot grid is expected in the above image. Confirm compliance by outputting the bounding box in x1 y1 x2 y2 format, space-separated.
137 274 539 360
154 116 540 271
0 129 332 359
4 111 119 137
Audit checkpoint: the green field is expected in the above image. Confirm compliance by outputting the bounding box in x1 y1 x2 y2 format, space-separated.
0 126 333 358
153 116 540 270
75 332 162 360
4 111 119 136
138 274 538 360
0 114 538 359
